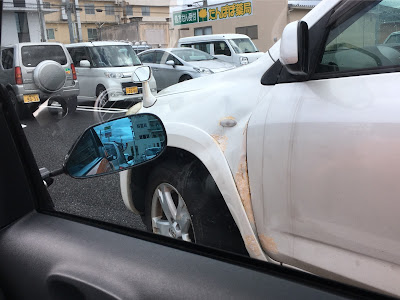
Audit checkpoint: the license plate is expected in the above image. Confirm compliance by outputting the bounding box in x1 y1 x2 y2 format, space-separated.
23 94 40 103
125 86 138 95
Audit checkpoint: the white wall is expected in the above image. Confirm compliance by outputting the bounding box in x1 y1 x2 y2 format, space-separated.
1 12 19 45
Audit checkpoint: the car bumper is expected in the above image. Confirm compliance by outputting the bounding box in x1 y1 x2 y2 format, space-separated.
14 81 80 104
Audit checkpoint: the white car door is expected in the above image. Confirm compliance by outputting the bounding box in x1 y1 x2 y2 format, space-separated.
249 0 400 294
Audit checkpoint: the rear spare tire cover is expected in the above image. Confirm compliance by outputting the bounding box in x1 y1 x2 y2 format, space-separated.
34 60 66 93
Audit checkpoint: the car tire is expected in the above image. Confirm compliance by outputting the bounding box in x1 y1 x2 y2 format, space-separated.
96 86 109 108
143 160 247 255
67 96 78 113
179 75 192 82
8 89 30 120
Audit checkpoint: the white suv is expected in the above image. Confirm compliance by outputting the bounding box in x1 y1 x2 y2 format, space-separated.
121 0 400 296
66 41 157 106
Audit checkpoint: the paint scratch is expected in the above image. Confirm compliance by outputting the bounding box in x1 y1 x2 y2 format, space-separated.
259 234 278 254
211 134 228 152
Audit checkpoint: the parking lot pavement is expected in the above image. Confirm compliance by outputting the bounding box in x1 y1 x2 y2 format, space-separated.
23 103 146 231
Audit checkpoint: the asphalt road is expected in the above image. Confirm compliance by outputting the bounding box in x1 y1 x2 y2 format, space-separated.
23 102 146 231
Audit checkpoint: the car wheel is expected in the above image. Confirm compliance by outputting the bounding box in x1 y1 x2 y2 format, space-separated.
144 160 247 255
96 86 109 107
179 75 192 82
8 89 29 120
67 96 78 113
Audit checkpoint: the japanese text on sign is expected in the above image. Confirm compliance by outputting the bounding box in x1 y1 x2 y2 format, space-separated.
173 1 253 26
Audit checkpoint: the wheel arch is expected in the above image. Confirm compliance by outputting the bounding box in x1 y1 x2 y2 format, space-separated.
120 122 266 260
178 74 192 82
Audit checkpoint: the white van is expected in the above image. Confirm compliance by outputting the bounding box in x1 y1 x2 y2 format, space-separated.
66 41 157 105
178 34 263 66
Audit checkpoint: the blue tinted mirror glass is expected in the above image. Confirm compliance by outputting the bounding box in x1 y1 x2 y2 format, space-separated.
65 113 166 178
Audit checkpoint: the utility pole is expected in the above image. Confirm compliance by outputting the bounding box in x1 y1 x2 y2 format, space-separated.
36 0 46 41
65 0 75 43
74 0 83 42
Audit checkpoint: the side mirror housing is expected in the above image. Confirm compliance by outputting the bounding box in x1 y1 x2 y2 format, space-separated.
79 60 91 68
279 21 309 76
165 60 175 67
132 66 151 83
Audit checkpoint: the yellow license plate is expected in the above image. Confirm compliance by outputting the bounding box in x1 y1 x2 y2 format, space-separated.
125 86 138 95
23 94 40 103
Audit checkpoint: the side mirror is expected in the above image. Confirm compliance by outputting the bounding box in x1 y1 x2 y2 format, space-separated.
132 66 151 83
279 21 309 76
64 113 166 178
165 60 175 66
79 60 91 68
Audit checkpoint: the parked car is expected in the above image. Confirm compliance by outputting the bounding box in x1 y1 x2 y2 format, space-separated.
138 48 235 91
66 41 157 107
142 147 162 161
121 0 400 296
178 34 263 66
0 42 79 119
132 42 152 54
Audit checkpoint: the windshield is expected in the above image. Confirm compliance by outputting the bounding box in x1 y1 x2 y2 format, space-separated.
171 48 215 61
88 45 141 67
228 38 258 53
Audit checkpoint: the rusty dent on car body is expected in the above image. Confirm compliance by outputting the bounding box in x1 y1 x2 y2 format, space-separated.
211 134 228 153
259 234 278 254
244 235 262 257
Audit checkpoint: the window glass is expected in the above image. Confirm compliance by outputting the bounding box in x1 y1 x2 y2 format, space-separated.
126 5 133 16
228 38 258 53
21 45 67 67
172 48 214 61
87 28 98 41
88 45 141 67
105 5 115 16
193 43 211 54
138 52 155 63
154 51 164 64
317 0 400 74
84 4 95 15
68 47 90 66
214 41 231 56
142 6 150 16
46 28 55 40
43 2 51 9
194 26 212 36
15 12 30 42
166 54 181 65
235 25 258 39
1 48 14 69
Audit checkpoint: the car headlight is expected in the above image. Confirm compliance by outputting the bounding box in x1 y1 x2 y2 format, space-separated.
193 67 213 74
240 57 249 65
104 72 123 78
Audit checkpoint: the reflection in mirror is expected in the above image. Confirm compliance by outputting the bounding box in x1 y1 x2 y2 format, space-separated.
132 66 151 82
65 113 166 178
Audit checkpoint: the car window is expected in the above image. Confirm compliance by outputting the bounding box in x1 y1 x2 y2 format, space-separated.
154 51 164 64
166 54 181 65
1 48 14 69
68 47 90 66
138 51 154 63
193 42 212 54
21 45 67 67
171 48 215 61
214 41 231 56
316 0 400 74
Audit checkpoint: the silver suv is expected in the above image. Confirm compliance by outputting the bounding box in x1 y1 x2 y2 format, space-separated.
0 42 80 119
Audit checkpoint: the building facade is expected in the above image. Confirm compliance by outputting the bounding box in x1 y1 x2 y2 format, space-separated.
170 0 319 52
2 0 57 45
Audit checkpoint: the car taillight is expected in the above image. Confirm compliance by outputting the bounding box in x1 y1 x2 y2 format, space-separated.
71 63 77 80
15 66 22 85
